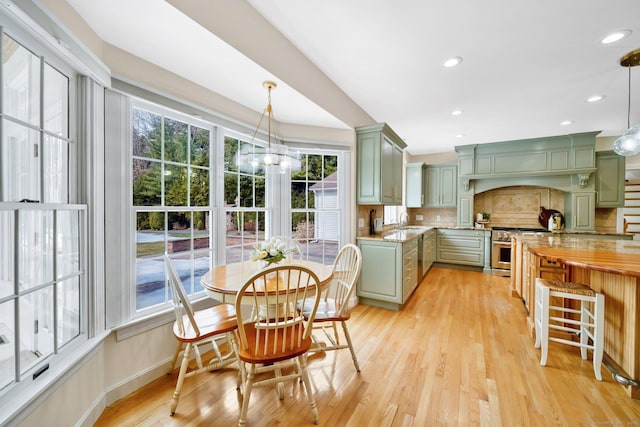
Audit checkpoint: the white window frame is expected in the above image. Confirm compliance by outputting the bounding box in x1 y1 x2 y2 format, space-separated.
0 7 105 423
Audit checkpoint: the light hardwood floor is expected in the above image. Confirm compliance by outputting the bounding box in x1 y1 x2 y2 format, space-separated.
94 267 640 426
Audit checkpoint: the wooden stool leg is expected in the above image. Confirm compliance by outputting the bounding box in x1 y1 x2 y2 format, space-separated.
580 300 589 360
593 293 605 381
534 280 542 349
539 286 550 367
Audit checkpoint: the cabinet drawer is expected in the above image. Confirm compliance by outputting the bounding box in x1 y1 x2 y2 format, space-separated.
403 238 418 254
538 258 565 269
438 235 483 250
437 249 483 266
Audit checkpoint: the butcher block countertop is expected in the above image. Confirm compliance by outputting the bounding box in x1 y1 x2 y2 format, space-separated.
512 233 640 399
515 234 640 277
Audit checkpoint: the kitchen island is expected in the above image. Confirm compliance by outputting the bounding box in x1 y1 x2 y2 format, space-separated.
511 234 640 398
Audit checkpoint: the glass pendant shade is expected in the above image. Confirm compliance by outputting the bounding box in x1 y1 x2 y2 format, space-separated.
612 125 640 156
613 48 640 156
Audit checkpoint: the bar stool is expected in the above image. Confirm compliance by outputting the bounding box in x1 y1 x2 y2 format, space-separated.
534 278 604 380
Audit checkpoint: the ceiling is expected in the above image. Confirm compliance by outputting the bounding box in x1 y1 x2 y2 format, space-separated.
65 0 640 156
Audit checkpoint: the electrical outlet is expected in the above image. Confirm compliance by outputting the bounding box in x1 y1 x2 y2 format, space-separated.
416 215 423 221
436 215 441 222
358 218 364 228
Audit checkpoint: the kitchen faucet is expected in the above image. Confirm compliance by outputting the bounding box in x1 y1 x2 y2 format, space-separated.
398 212 409 229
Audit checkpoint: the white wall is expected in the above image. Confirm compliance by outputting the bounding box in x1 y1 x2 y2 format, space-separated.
18 324 175 427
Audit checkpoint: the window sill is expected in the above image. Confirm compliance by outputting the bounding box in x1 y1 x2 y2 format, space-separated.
113 297 218 341
0 330 111 427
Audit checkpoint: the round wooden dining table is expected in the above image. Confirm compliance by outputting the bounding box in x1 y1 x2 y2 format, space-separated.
200 259 334 304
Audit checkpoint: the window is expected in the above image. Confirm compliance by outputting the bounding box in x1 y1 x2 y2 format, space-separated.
0 33 84 392
223 135 267 262
131 103 213 313
291 152 341 264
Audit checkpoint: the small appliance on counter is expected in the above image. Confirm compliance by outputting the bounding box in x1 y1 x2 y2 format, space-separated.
539 206 564 232
369 209 376 235
374 217 383 233
548 213 564 233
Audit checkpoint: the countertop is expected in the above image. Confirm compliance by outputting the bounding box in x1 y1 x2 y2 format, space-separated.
514 233 640 277
357 226 434 242
357 225 632 244
357 225 487 243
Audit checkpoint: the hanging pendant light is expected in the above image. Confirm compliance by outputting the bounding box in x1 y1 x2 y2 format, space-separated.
236 81 302 173
612 48 640 156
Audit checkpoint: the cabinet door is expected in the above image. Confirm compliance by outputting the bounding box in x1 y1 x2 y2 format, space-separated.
380 136 395 204
571 193 595 230
392 143 403 205
406 163 425 208
425 167 441 207
357 241 402 303
440 165 457 207
596 151 625 207
356 132 382 204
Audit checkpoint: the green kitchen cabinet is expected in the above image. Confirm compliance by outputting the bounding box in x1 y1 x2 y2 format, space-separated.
356 123 406 205
357 237 418 310
425 164 457 207
421 228 436 276
595 150 625 207
435 229 486 267
406 162 426 207
566 192 595 230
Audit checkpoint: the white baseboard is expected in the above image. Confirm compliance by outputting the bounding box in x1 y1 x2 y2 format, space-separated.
76 356 173 427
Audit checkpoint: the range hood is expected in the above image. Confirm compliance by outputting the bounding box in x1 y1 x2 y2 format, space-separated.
454 132 601 230
455 132 599 194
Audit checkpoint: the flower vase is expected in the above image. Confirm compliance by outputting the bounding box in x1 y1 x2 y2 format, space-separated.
259 259 280 270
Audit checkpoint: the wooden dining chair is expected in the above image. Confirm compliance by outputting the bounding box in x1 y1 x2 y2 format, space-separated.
300 243 362 371
165 255 240 415
235 265 322 426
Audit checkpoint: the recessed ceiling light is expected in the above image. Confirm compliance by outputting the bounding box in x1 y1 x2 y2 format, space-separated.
451 109 463 116
560 120 573 126
444 57 463 68
586 95 605 103
455 133 465 138
601 30 632 44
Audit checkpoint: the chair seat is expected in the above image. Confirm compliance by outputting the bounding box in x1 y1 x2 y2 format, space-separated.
173 304 237 342
301 299 350 322
237 322 312 364
538 279 596 297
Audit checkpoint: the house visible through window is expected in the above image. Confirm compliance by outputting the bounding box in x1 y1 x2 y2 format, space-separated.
291 152 341 264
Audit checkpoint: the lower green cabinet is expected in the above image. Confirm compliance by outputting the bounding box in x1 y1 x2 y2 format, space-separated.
422 228 436 277
436 229 485 267
357 238 418 310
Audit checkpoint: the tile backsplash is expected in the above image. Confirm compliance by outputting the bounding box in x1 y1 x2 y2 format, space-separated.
361 185 618 233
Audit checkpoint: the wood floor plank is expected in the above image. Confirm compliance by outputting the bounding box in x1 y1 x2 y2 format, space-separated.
94 267 640 426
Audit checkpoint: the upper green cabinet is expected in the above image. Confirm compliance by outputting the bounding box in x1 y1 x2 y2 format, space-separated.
356 123 406 205
406 162 426 207
425 164 457 207
595 150 625 207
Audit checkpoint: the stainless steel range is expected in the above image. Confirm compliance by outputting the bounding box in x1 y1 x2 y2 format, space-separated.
491 227 549 276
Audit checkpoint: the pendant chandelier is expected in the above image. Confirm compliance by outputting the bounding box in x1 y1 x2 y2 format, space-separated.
236 81 302 173
612 48 640 156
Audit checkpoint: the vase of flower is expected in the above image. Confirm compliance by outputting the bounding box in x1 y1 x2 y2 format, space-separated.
252 237 289 269
259 258 281 270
